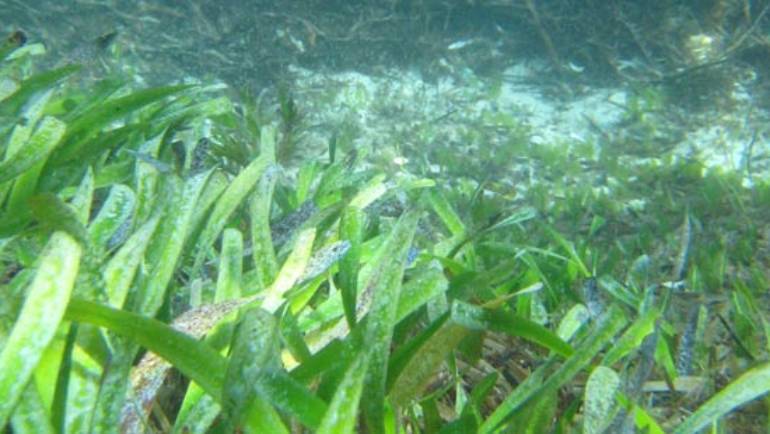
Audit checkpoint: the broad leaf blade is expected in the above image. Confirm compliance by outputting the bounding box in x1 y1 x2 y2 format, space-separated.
584 366 621 434
673 361 770 434
362 210 420 434
0 232 82 427
64 299 226 397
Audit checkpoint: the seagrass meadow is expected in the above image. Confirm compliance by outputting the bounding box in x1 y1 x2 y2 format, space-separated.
2 2 770 433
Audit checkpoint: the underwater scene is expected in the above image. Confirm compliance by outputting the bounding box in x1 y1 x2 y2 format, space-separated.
2 1 770 433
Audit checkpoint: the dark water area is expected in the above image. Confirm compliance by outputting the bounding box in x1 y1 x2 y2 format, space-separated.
4 0 769 98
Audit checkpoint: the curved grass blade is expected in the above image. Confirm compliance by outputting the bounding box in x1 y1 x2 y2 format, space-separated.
4 41 45 61
547 227 591 278
64 298 226 397
557 303 591 341
484 206 537 233
152 95 233 130
120 300 250 433
0 65 79 117
51 85 191 164
122 297 256 432
124 228 326 434
451 301 573 358
0 231 82 427
673 361 770 434
348 174 388 210
0 116 66 184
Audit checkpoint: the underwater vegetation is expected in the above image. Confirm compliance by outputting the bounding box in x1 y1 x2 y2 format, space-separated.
1 31 770 434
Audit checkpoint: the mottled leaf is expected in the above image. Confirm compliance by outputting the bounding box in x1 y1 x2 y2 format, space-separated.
0 232 82 426
0 116 66 184
215 228 243 302
193 153 271 275
584 366 621 434
362 211 419 434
